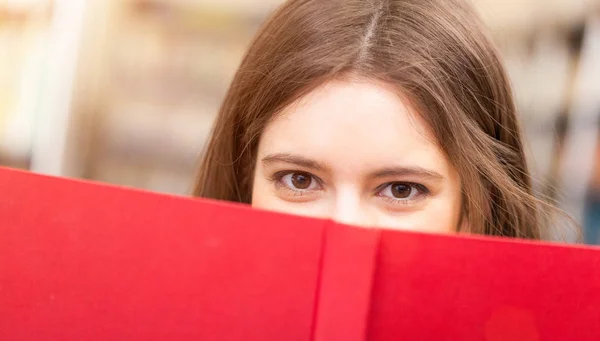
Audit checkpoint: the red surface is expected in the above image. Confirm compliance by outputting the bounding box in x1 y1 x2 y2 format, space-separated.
1 167 600 341
0 168 325 341
369 230 600 340
312 224 380 341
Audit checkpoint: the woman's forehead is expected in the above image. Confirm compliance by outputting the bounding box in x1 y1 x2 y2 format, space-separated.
257 79 452 176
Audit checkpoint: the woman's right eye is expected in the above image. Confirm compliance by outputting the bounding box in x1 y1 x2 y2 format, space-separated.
279 171 321 191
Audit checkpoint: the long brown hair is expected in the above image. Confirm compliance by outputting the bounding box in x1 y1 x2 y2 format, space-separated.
194 0 565 239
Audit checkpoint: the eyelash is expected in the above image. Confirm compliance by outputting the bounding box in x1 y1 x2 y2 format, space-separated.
375 182 430 205
269 170 323 196
269 171 430 204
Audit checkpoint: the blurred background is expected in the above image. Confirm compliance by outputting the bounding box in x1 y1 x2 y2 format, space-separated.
1 0 599 243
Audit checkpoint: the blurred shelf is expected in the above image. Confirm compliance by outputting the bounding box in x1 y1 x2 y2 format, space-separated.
0 0 53 169
127 0 274 33
0 0 52 23
0 149 29 169
107 40 244 100
99 99 215 168
475 0 597 35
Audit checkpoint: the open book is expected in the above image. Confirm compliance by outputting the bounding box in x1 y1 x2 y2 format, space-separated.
1 167 599 340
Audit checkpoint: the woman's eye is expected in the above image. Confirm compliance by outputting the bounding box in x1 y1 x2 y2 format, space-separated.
280 172 320 191
377 182 426 201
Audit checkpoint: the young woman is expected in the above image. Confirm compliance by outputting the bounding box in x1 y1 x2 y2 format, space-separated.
194 0 568 239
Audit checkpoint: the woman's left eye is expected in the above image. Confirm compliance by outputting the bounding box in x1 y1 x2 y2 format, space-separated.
377 182 428 202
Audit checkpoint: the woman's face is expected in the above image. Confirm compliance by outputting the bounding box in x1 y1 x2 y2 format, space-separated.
252 79 463 233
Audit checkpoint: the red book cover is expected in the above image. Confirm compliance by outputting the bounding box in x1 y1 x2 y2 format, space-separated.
1 167 599 340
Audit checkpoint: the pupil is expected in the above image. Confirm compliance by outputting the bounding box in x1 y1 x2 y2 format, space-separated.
391 183 411 198
291 173 311 189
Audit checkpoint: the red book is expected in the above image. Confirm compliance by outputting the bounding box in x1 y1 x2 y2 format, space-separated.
1 167 599 340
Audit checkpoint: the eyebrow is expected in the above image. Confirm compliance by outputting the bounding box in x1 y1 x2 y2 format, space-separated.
261 153 445 182
262 153 326 171
369 167 445 182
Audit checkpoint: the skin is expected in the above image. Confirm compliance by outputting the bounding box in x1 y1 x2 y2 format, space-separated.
251 78 464 233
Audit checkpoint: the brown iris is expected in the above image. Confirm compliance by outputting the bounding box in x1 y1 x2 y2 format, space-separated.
391 183 412 198
291 172 312 189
